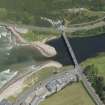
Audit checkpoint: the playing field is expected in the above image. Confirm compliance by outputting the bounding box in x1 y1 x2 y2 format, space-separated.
40 83 95 105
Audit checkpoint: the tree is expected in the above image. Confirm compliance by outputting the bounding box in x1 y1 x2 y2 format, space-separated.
84 64 105 103
0 8 8 20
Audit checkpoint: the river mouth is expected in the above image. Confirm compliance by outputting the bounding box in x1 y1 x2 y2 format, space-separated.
47 33 105 65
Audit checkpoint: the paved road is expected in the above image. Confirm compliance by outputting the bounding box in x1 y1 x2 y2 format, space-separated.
69 15 105 27
0 63 46 95
62 33 104 105
62 32 82 78
1 19 105 34
1 18 105 104
66 8 105 27
65 21 105 33
14 69 76 105
0 25 57 96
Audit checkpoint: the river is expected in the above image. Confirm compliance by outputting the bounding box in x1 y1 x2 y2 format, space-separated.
47 33 105 65
0 30 105 88
0 31 105 68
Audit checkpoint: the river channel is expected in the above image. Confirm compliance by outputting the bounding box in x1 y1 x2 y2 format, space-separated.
47 34 105 65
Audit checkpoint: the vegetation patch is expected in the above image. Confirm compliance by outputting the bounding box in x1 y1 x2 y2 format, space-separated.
23 67 59 87
81 54 105 103
22 30 59 41
83 65 105 103
71 25 105 37
81 54 105 76
0 0 105 26
7 96 17 103
40 83 95 105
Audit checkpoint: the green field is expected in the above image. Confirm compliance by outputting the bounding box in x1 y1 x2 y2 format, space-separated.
40 83 95 105
81 53 105 77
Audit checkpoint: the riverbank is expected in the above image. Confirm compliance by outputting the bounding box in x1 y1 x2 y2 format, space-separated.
8 26 57 58
47 34 105 65
0 61 62 102
1 23 105 105
0 26 61 101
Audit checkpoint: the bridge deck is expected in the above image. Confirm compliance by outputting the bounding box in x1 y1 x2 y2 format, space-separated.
62 32 104 105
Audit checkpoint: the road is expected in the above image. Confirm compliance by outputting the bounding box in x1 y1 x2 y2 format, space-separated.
65 21 105 33
0 17 105 104
0 63 46 95
1 18 105 34
13 32 104 105
7 26 26 43
14 69 76 105
62 33 104 105
0 25 57 96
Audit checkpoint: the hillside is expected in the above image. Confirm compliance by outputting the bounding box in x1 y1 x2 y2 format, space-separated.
0 0 105 26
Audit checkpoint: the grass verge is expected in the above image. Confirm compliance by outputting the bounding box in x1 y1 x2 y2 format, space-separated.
40 82 95 105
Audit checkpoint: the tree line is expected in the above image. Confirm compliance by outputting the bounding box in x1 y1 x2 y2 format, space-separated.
84 64 105 103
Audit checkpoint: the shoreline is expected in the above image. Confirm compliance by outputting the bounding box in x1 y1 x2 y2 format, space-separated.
0 61 62 101
8 26 57 57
